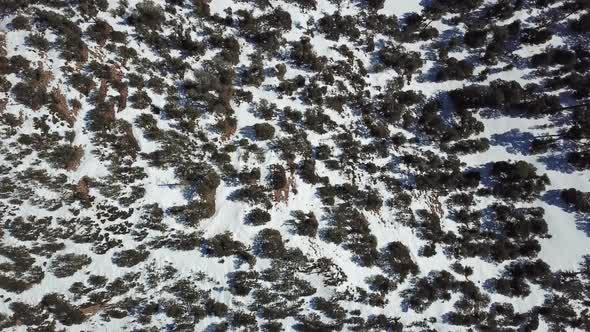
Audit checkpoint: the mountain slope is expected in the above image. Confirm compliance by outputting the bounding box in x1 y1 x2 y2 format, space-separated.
0 0 589 331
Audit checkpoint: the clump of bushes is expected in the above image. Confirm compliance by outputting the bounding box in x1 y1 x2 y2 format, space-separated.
228 270 259 296
112 247 150 267
87 19 113 46
238 167 261 185
304 108 336 134
168 162 220 224
268 164 287 190
521 27 552 45
490 259 552 297
378 45 423 82
254 228 286 258
317 14 360 41
128 0 166 31
464 29 487 48
246 208 271 226
69 73 96 96
367 274 396 294
49 253 92 278
0 76 12 92
491 204 548 241
567 151 590 170
135 113 162 140
561 188 590 212
205 232 247 257
402 270 458 312
571 13 590 32
11 15 30 30
232 185 271 207
444 138 490 154
378 241 419 284
531 47 577 68
288 211 318 237
254 122 275 140
43 144 85 171
230 311 257 328
436 57 474 81
284 0 317 10
489 161 549 201
169 199 216 225
130 90 152 109
291 37 326 71
25 33 50 52
0 245 45 293
41 293 85 326
324 205 379 266
12 80 49 110
243 54 265 87
299 159 319 184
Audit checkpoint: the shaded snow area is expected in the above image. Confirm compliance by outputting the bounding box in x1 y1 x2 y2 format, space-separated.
0 0 589 331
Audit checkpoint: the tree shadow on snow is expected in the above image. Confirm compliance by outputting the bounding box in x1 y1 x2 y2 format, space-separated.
490 129 535 155
576 215 590 238
238 125 257 141
543 190 590 237
542 190 567 211
537 153 577 174
474 162 495 189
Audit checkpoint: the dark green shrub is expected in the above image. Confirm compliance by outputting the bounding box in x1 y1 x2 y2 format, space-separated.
489 161 550 201
255 228 286 258
571 13 590 32
254 123 275 140
112 247 150 267
12 81 48 110
41 293 85 326
43 144 84 170
378 45 423 81
378 241 419 283
291 37 326 71
268 164 287 190
49 253 92 278
193 0 211 17
232 185 271 207
130 90 152 109
228 270 259 296
284 0 317 10
238 167 261 184
243 54 265 87
206 232 246 257
275 63 286 80
25 33 50 52
521 28 552 45
230 311 257 328
205 299 228 317
11 15 30 30
0 76 12 92
246 208 271 225
402 270 458 313
464 29 487 48
129 1 166 31
567 151 590 170
169 199 216 225
289 211 318 237
87 19 113 45
69 73 96 96
561 188 590 213
436 58 474 81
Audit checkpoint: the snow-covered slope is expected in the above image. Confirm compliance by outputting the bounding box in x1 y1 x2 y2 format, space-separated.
0 0 589 331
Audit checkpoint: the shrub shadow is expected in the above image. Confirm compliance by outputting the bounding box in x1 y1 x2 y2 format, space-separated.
490 129 535 155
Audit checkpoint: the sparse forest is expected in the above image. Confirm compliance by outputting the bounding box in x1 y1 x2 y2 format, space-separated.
0 0 589 331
